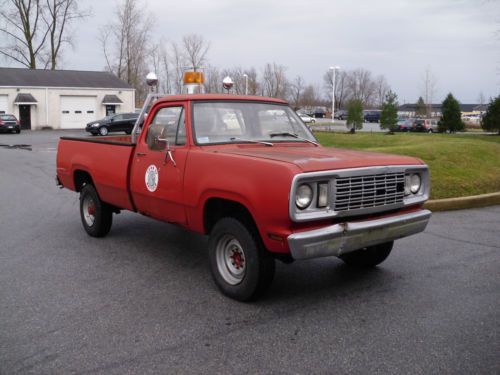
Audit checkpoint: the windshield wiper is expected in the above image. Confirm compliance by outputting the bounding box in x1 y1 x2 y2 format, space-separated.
268 132 319 146
230 137 274 146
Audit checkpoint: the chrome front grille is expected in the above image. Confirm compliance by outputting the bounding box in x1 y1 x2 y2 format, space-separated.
334 172 405 211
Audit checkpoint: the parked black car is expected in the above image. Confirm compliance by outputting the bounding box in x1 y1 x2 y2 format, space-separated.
334 110 348 120
363 111 381 123
0 114 20 134
395 118 413 132
86 112 139 136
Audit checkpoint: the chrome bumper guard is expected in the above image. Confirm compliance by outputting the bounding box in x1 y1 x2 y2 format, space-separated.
288 209 432 260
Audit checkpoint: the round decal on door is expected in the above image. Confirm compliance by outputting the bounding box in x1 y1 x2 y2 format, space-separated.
145 165 159 192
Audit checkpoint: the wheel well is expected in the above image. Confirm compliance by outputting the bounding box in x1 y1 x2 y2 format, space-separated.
204 198 257 235
74 170 94 192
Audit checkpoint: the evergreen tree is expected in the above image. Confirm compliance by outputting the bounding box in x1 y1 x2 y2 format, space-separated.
439 93 464 133
380 90 399 131
481 96 500 134
415 96 426 117
346 99 363 133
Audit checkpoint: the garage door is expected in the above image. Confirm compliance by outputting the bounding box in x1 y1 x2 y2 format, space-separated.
0 95 8 114
60 96 97 129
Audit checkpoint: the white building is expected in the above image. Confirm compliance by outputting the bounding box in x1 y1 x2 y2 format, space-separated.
0 68 135 130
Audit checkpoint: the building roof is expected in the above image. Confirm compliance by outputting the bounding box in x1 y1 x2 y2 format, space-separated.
398 103 484 112
0 67 133 89
14 93 37 104
102 94 123 104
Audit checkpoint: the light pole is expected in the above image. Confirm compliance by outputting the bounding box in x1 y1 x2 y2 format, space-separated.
329 66 340 121
243 73 248 95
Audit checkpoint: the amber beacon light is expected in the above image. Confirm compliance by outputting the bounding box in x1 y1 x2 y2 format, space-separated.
183 71 204 84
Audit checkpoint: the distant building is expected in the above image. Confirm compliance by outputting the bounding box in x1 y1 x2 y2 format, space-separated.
0 68 135 130
397 103 487 118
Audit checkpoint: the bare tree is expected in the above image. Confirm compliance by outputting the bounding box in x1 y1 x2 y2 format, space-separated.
0 0 88 69
323 69 348 110
0 0 48 68
262 62 289 98
101 0 153 103
43 0 88 69
169 41 186 94
182 33 209 71
301 84 322 108
245 67 259 95
374 75 390 108
158 42 172 94
421 66 438 116
289 75 305 110
347 68 376 106
205 65 222 93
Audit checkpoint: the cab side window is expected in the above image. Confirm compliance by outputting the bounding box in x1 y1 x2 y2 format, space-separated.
146 106 185 151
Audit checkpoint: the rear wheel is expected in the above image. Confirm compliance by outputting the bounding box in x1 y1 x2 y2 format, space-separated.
98 126 109 136
208 217 275 301
15 128 20 134
79 184 112 237
339 241 393 268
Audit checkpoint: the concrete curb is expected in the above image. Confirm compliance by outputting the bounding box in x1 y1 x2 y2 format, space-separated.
424 192 500 212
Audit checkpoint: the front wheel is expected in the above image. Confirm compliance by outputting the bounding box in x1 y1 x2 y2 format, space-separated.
339 241 393 268
98 126 109 136
208 217 275 301
79 184 112 237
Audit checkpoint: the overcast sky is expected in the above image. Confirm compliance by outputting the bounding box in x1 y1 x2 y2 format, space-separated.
61 0 500 103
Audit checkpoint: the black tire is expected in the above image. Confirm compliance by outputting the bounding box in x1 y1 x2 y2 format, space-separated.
208 217 275 301
339 241 393 268
15 128 20 134
79 184 112 237
98 126 109 136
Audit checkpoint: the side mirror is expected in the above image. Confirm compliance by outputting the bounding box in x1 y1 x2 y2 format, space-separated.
154 136 168 150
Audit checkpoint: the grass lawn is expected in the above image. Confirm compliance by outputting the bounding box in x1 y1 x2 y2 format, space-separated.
314 131 500 199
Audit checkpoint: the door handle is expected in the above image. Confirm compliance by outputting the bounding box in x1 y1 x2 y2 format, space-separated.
136 152 146 157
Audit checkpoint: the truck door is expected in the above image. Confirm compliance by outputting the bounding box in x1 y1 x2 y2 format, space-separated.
130 103 188 224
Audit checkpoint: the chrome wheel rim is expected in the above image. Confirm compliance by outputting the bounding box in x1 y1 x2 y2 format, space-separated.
82 195 96 227
99 127 108 136
215 234 246 285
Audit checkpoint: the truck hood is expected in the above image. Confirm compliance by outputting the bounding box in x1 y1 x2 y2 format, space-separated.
208 144 424 172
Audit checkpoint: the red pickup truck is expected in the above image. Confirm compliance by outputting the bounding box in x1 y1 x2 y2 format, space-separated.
57 93 431 301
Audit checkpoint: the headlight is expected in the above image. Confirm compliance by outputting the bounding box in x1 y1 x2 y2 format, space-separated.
92 123 99 127
405 173 421 195
296 184 313 209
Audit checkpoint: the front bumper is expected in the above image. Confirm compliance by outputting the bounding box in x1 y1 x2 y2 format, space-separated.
287 209 431 260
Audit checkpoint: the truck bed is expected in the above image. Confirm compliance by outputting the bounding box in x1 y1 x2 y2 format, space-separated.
57 136 136 211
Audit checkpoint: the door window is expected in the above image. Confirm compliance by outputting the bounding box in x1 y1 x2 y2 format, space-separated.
146 106 185 151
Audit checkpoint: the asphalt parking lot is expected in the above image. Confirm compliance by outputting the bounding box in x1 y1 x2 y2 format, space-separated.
1 130 499 374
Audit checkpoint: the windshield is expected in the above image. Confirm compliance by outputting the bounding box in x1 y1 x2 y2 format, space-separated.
192 101 317 145
0 115 16 120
